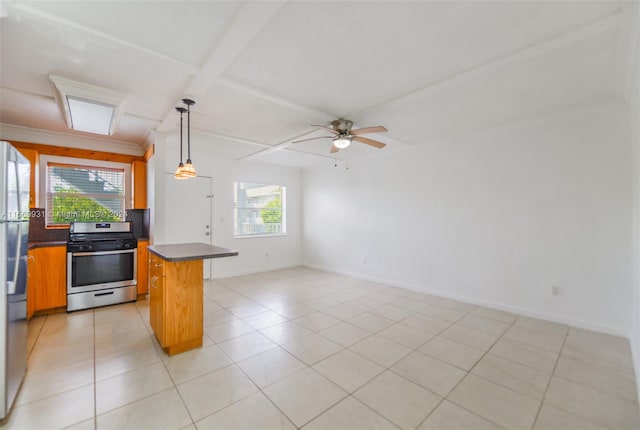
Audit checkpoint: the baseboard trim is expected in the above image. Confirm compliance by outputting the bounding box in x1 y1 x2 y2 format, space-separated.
211 262 303 279
303 263 628 338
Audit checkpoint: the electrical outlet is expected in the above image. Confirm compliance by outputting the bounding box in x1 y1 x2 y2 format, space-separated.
551 285 561 296
363 257 367 264
219 216 224 223
265 252 269 259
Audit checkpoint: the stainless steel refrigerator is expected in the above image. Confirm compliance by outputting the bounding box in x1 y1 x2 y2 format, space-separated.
0 141 29 419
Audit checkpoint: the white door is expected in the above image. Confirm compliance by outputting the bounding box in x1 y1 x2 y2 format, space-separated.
164 174 213 279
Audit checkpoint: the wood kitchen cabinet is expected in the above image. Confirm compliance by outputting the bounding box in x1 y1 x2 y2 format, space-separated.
16 147 38 208
148 252 203 355
27 246 66 317
132 160 147 208
137 240 149 296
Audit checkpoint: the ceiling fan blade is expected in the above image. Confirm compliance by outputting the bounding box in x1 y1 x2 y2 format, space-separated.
350 126 388 135
353 136 386 149
292 135 334 143
330 144 340 153
311 124 339 134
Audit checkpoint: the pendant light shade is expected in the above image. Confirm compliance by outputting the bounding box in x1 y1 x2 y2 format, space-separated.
174 98 196 179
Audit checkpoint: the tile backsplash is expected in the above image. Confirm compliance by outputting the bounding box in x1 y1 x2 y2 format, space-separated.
29 208 150 242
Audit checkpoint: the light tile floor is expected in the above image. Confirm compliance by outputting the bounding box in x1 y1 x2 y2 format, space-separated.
2 267 639 429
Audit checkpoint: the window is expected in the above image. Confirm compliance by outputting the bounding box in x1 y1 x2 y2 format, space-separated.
45 162 126 226
234 182 286 237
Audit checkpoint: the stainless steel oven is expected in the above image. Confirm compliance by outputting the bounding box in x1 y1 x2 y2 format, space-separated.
67 222 137 312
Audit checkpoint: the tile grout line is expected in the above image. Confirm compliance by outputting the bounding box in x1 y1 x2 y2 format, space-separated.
196 336 301 429
25 314 46 360
204 287 517 427
211 288 365 428
340 307 470 429
412 310 520 430
243 293 451 427
135 302 199 428
529 328 569 429
23 271 638 429
204 284 418 429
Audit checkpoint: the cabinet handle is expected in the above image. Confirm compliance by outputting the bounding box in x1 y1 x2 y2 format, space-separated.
27 255 35 262
151 275 158 289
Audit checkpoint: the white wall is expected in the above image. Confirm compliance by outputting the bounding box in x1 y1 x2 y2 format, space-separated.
629 6 640 401
303 102 632 335
149 134 302 278
632 74 640 405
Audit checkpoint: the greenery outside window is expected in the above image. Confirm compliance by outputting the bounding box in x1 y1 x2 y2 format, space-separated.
45 162 126 226
234 182 286 237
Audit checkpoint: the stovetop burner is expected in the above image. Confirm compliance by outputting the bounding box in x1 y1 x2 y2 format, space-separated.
67 221 137 252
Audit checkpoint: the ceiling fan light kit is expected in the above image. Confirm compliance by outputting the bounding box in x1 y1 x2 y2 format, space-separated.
333 137 351 149
174 98 197 179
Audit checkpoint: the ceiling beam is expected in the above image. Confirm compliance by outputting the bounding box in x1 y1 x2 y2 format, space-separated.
348 10 624 120
4 2 199 75
193 130 273 149
216 75 335 123
156 1 287 133
237 127 329 160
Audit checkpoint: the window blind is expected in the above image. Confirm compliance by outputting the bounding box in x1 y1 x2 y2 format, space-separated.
46 162 126 226
234 182 286 236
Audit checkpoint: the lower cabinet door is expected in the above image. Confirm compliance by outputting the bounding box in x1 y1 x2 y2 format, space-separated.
148 255 165 345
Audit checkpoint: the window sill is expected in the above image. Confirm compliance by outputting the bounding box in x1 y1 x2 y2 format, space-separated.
234 233 287 239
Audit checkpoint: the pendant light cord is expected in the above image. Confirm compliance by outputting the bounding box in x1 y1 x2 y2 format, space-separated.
187 102 191 161
179 110 184 164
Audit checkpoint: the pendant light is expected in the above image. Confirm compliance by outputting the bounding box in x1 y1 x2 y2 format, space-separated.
181 98 196 178
174 107 187 179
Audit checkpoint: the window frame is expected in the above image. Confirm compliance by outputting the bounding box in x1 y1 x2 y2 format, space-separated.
39 155 132 228
233 181 287 238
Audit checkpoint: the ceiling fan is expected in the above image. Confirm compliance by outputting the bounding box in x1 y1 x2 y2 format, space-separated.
293 119 388 153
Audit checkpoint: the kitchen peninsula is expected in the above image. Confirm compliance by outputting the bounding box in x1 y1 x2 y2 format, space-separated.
147 243 238 356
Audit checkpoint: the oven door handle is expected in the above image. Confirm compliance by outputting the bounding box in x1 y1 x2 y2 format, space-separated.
71 249 136 257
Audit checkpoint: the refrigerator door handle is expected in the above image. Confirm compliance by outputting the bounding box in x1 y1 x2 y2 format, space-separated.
10 223 23 294
9 153 26 294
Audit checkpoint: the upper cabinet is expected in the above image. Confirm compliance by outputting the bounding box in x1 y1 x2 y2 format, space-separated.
11 141 150 211
132 160 147 209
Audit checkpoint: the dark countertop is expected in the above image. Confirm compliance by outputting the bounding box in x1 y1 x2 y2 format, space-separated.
28 240 68 249
147 243 239 262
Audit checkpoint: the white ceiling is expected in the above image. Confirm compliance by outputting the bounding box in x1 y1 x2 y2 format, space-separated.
0 1 637 168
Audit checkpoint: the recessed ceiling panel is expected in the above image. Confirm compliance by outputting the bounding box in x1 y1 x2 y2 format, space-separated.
248 148 329 168
225 1 621 116
6 1 242 67
0 13 192 124
0 88 69 132
359 28 621 145
192 83 329 145
190 133 265 161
